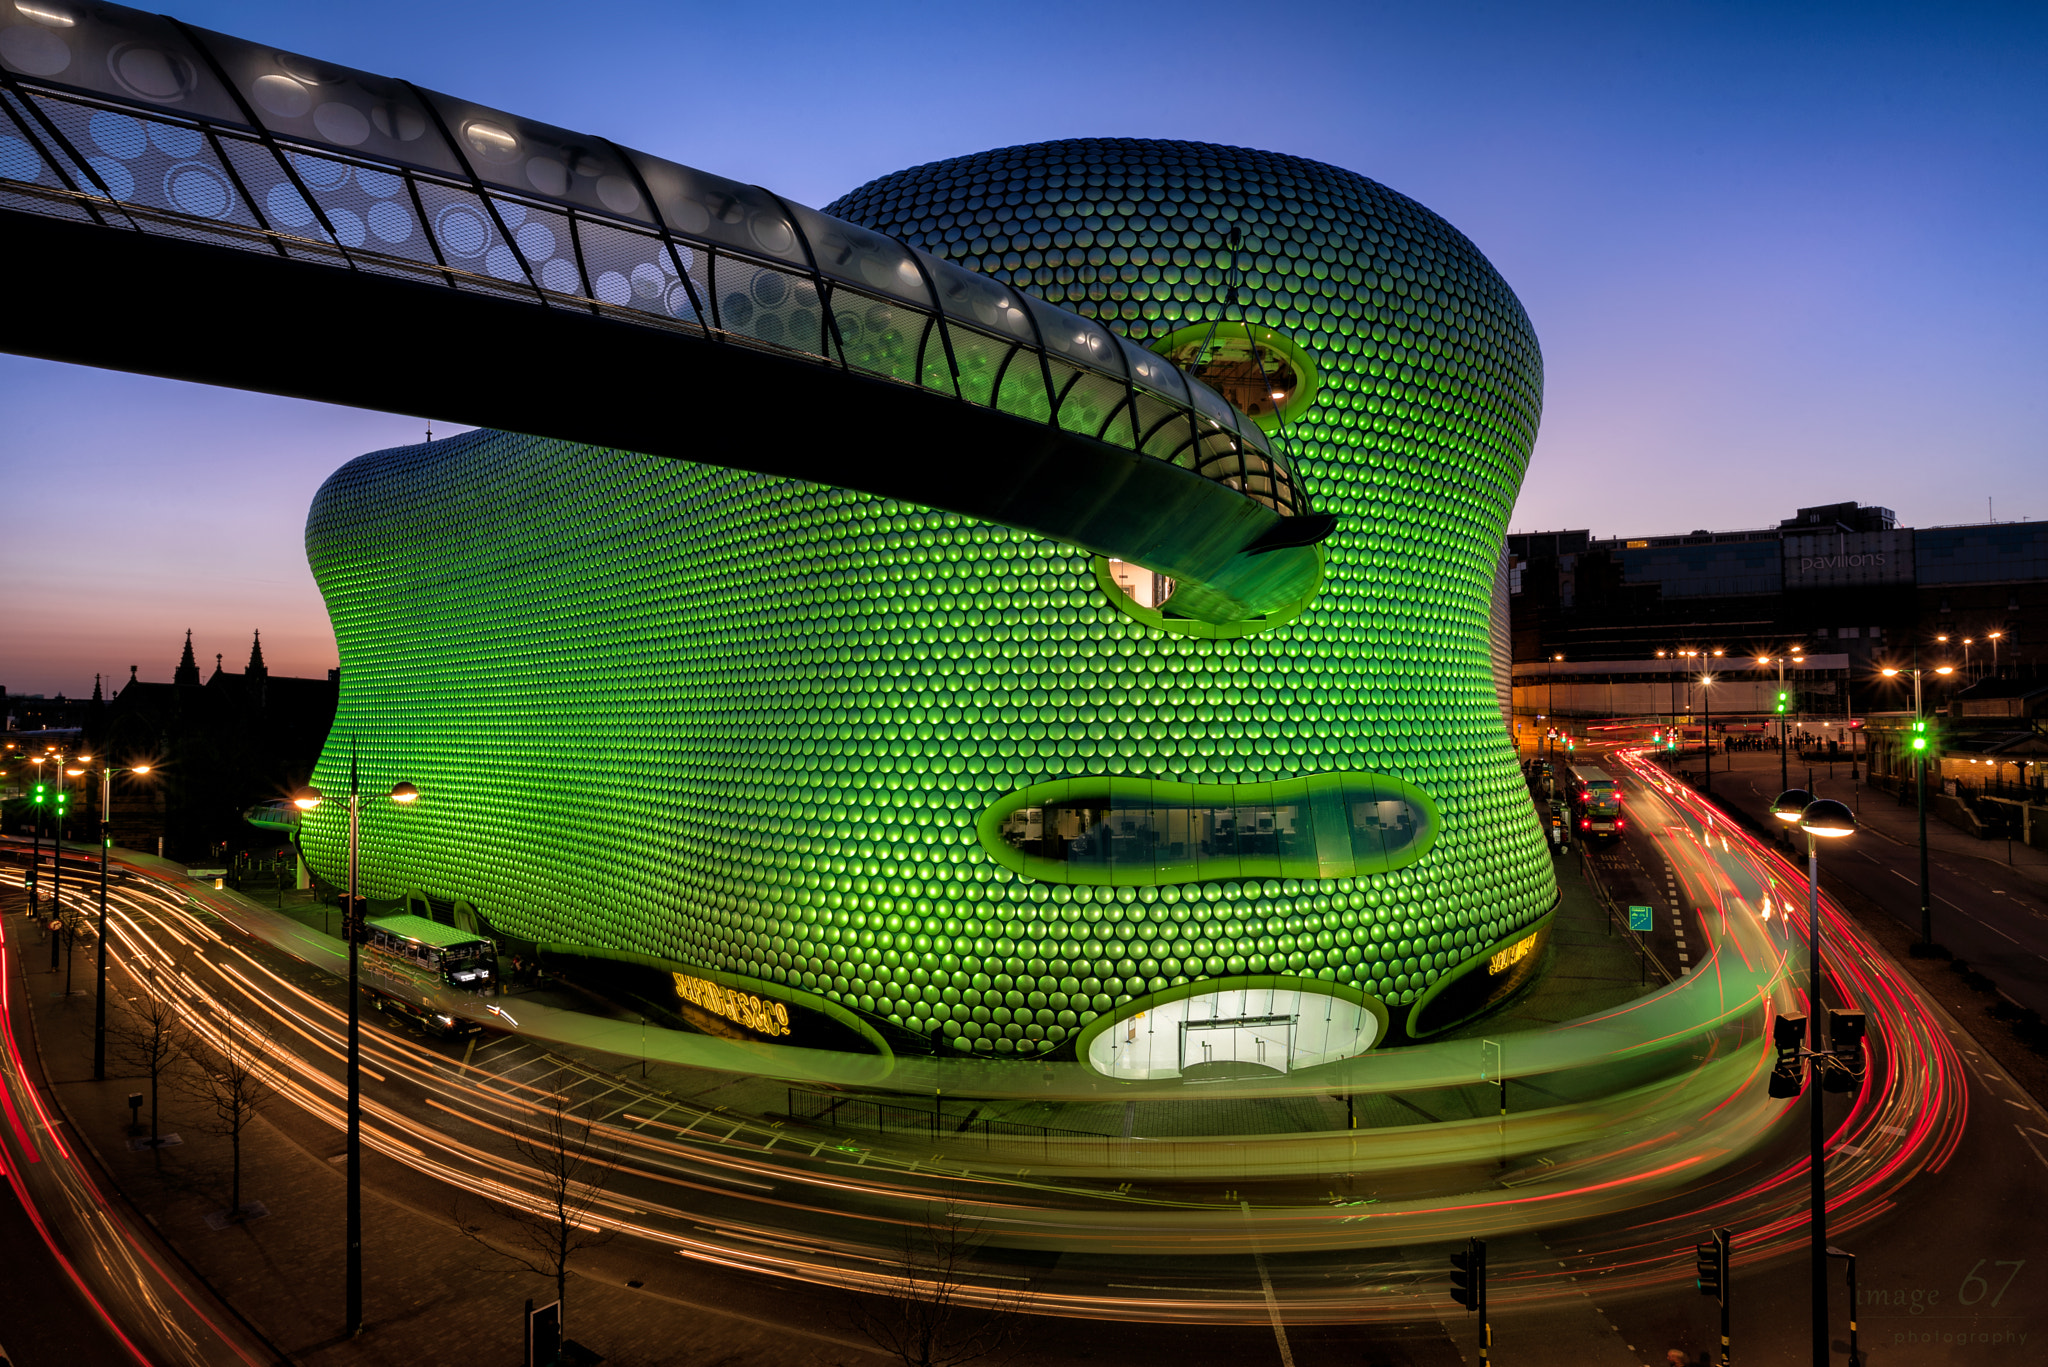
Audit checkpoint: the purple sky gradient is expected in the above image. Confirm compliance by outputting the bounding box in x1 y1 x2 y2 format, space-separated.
4 0 2044 696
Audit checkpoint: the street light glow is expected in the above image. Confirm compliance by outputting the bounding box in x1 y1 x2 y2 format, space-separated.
389 782 421 804
293 787 325 810
1800 798 1858 839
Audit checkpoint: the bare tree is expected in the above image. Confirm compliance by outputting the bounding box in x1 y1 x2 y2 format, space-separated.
107 963 189 1148
850 1206 1021 1367
177 1018 271 1223
460 1082 617 1336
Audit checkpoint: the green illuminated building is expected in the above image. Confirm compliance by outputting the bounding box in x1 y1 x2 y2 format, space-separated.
304 138 1553 1074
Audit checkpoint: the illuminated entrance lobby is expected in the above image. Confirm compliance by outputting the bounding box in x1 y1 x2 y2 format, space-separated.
302 137 1554 1072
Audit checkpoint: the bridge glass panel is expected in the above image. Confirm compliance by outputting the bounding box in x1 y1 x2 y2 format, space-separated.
187 26 465 175
0 7 245 125
0 0 1310 537
785 201 932 309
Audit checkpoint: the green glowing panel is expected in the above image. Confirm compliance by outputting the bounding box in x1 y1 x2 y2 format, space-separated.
302 138 1555 1057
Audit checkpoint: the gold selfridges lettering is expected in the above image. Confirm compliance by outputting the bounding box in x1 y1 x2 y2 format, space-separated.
672 972 792 1037
1488 932 1538 977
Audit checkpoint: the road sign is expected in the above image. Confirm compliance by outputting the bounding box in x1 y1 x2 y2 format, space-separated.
1629 905 1653 932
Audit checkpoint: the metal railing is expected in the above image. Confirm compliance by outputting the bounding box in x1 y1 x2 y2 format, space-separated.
787 1088 1115 1161
0 1 1302 518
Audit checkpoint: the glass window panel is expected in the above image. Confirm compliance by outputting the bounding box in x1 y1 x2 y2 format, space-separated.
189 27 463 173
921 251 1035 341
1156 804 1196 882
412 179 537 301
1104 780 1137 875
1197 804 1240 882
1307 782 1352 878
995 353 1052 424
1271 799 1311 870
713 256 824 356
414 89 657 225
1057 368 1127 439
917 319 959 398
16 10 246 126
786 202 931 307
625 150 808 266
578 218 704 326
1133 394 1194 462
1021 295 1125 377
830 286 922 383
1119 336 1188 403
942 326 1011 407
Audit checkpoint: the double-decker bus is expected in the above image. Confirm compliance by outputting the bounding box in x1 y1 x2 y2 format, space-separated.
361 913 500 1037
1564 763 1626 842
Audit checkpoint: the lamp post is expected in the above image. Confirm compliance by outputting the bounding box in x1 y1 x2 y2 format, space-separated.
1771 790 1857 1367
1548 654 1563 764
1989 630 2004 679
1881 663 1955 950
87 758 152 1082
293 765 420 1338
1760 653 1791 797
1700 673 1716 794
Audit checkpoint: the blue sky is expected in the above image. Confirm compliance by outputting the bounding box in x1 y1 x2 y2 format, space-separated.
3 0 2044 694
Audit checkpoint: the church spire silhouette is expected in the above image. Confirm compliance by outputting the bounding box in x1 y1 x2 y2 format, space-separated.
174 630 200 687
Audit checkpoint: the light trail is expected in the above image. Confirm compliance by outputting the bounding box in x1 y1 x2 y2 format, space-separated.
0 799 1972 1329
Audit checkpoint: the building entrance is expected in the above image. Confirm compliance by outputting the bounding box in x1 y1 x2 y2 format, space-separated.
1087 982 1382 1081
1181 1013 1295 1075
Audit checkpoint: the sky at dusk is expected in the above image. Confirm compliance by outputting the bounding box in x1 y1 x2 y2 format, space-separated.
3 0 2044 697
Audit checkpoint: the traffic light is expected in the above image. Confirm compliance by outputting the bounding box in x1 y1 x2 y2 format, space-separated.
31 780 45 806
1911 717 1930 753
1694 1228 1729 1301
1825 1010 1867 1093
1450 1237 1486 1312
1769 1013 1807 1099
1775 689 1790 714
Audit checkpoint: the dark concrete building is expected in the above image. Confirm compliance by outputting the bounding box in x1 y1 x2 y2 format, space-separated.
1509 502 2048 675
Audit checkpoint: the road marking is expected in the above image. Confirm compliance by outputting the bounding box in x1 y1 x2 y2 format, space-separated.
1240 1201 1296 1367
2015 1125 2048 1172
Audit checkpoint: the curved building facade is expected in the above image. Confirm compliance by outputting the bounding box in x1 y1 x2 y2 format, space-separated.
303 138 1554 1072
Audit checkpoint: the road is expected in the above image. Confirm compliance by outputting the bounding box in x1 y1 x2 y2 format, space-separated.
1702 748 2048 1022
0 895 270 1367
6 777 2046 1365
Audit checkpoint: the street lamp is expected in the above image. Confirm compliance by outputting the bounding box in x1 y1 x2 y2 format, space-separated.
1759 652 1794 798
292 766 420 1338
1700 672 1717 794
87 758 152 1081
1548 653 1563 762
1989 630 2004 678
1880 663 1956 950
1772 790 1857 1367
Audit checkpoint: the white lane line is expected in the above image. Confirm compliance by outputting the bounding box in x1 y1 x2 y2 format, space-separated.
1240 1201 1296 1367
2015 1125 2048 1173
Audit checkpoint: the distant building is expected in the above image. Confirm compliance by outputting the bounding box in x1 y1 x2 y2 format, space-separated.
1509 502 2047 674
5 631 337 860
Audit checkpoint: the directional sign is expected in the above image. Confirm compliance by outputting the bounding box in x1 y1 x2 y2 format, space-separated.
1629 905 1654 933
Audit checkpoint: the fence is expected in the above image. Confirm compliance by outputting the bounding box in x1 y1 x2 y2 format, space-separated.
785 1088 1115 1162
